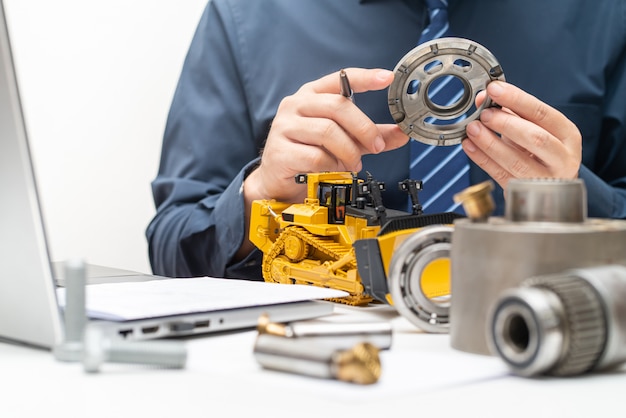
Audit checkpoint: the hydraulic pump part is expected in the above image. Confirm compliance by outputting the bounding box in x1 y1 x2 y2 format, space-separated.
489 265 626 377
450 178 626 355
388 37 505 146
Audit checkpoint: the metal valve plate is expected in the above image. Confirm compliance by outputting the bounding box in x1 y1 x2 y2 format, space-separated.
388 37 505 146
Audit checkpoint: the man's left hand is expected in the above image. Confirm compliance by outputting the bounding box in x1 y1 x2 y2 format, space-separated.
463 81 582 192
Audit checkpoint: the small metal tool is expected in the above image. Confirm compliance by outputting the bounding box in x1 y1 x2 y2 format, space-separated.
52 259 87 362
82 325 188 373
254 334 381 384
339 69 354 102
257 314 392 350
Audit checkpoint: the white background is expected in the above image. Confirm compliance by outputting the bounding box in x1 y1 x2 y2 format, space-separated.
5 0 207 273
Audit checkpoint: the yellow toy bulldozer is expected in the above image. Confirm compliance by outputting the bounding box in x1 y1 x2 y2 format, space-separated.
249 171 462 332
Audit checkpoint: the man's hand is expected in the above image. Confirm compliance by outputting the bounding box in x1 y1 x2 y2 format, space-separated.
245 68 409 204
463 81 582 193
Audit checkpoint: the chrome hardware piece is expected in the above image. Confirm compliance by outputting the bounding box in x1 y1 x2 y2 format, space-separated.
53 259 87 362
257 314 393 350
253 334 381 385
489 265 626 377
82 326 187 373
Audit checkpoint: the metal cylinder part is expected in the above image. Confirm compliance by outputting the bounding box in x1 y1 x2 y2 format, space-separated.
488 265 626 377
52 259 87 362
450 179 626 355
83 326 187 373
63 258 87 343
257 314 393 350
253 334 381 385
505 178 586 223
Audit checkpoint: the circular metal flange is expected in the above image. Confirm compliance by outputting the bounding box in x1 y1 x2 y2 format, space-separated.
388 225 453 333
388 37 505 146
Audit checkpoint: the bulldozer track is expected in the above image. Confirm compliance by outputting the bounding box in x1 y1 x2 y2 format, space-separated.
262 226 371 306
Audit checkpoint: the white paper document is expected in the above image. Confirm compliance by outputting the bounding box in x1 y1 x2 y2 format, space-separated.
57 277 348 321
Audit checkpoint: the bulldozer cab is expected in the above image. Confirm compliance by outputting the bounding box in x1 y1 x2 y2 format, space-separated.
319 183 350 224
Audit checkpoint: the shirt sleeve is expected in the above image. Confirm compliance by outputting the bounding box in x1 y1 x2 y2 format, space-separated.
146 2 263 279
584 32 626 220
580 165 626 219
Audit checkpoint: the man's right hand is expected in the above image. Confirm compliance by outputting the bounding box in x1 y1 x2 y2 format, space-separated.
244 68 409 204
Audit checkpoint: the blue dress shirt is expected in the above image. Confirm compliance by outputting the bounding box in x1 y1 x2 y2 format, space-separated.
147 0 626 279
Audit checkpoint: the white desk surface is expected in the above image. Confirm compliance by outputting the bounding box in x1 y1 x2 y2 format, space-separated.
1 304 624 418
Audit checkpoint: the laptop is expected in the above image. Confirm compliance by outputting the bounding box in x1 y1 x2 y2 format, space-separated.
0 1 335 350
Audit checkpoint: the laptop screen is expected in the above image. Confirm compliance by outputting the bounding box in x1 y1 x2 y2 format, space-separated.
0 0 64 348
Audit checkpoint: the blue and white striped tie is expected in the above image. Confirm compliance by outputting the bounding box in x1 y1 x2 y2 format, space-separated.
409 0 470 214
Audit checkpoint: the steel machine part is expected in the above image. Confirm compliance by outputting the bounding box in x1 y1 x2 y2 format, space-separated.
388 37 505 145
488 265 626 377
253 334 381 385
257 313 393 350
505 177 587 223
53 259 87 362
450 178 626 355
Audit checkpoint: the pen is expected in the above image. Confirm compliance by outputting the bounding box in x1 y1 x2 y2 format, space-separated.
339 69 354 103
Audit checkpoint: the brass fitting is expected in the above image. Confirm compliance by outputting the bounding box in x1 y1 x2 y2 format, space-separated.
453 180 495 221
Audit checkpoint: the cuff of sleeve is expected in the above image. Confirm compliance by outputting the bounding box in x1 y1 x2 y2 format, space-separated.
579 165 615 218
210 158 263 279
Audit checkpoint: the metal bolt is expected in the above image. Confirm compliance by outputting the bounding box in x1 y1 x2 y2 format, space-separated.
82 326 188 373
52 259 87 362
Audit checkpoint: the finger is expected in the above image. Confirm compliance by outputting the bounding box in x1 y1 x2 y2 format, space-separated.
296 93 386 154
478 107 565 164
301 68 394 95
485 81 580 146
376 124 411 152
284 143 350 173
465 120 550 178
476 88 514 115
283 116 365 172
258 143 348 202
264 138 349 179
461 137 511 187
475 90 487 107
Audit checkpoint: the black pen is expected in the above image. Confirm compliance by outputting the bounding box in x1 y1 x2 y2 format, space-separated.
339 69 354 103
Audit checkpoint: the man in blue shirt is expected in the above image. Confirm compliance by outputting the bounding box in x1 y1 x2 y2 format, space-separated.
147 0 626 279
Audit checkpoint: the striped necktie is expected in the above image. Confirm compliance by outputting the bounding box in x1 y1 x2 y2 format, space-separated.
409 0 470 214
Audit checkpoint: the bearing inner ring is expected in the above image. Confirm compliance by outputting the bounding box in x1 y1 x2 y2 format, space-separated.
388 37 505 146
